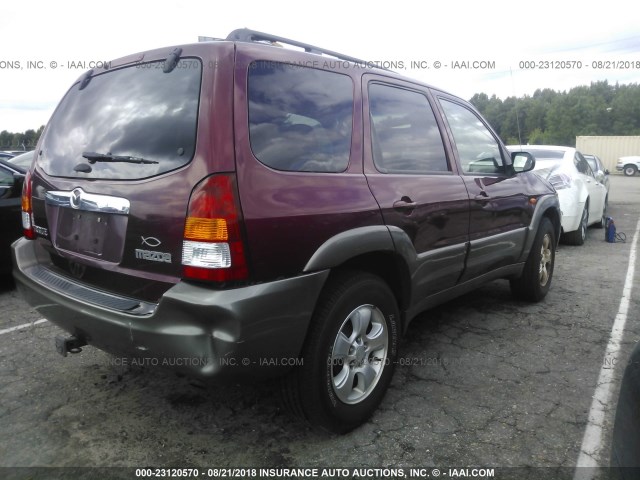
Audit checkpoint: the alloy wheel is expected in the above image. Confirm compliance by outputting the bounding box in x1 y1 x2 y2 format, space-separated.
579 207 588 242
539 233 552 287
330 304 388 404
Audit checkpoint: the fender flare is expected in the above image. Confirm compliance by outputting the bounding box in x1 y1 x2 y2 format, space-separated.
520 193 561 262
303 225 415 272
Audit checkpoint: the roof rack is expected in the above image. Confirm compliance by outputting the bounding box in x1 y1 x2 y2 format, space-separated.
226 28 375 67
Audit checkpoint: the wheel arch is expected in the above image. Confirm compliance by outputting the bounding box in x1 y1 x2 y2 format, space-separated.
522 194 562 258
303 226 413 324
543 204 562 243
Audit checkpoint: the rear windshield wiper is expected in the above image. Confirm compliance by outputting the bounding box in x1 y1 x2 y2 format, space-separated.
82 152 159 164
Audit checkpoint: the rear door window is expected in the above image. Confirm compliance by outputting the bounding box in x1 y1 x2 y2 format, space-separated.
248 61 353 173
368 84 449 174
39 59 202 180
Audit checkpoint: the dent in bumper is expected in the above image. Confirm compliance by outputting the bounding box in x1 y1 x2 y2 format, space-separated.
12 237 329 378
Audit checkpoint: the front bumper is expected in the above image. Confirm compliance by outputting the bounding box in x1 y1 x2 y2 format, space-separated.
12 237 329 378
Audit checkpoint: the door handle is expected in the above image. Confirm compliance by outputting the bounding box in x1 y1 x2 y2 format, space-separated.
474 191 491 201
393 197 417 210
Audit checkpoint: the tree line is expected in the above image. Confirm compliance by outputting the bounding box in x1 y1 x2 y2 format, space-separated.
470 81 640 147
0 126 45 151
3 80 640 151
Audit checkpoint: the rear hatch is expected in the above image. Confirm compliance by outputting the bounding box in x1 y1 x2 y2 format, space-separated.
26 42 235 303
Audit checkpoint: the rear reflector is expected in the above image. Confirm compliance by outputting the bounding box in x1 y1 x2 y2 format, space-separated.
548 172 572 190
21 170 35 239
182 175 248 282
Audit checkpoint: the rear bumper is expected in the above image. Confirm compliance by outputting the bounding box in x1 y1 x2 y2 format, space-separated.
12 237 329 378
557 188 583 233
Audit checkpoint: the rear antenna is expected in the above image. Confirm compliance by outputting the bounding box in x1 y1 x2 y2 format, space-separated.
510 67 523 148
79 69 94 90
163 47 182 73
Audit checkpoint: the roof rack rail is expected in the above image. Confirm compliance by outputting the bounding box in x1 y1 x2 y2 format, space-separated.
226 28 377 68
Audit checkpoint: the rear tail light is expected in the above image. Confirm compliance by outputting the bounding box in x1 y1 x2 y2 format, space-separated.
21 170 35 239
548 172 572 190
181 174 248 282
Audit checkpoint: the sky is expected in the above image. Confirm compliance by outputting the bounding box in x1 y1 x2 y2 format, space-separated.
1 0 639 133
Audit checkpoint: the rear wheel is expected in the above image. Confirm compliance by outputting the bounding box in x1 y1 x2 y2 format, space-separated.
624 165 637 177
563 203 588 246
595 197 608 229
510 217 556 302
282 271 399 433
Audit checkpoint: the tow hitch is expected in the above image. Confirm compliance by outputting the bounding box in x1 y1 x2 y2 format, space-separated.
55 335 87 357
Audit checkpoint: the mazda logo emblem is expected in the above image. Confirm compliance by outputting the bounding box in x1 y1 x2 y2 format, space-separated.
70 188 83 209
141 236 162 247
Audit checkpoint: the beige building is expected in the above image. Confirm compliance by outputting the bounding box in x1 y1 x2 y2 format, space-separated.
576 136 640 173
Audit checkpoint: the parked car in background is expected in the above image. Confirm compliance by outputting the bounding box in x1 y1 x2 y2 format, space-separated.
583 154 610 193
508 145 607 245
0 152 15 160
12 29 561 433
0 158 26 276
616 156 640 176
8 151 36 170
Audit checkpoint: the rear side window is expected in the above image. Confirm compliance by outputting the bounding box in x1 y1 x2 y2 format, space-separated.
39 59 202 180
369 84 448 174
248 61 353 173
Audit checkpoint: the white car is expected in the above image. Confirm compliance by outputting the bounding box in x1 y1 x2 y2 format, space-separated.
616 156 640 176
508 145 608 245
7 150 36 170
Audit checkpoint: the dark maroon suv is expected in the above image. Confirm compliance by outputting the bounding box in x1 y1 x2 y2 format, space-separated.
12 29 561 433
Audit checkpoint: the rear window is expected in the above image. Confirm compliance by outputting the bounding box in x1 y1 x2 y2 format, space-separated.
39 59 202 180
525 149 566 161
248 61 353 173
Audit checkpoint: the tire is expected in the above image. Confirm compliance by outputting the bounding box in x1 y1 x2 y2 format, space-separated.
624 165 637 177
510 217 556 302
282 271 400 433
562 203 588 246
595 197 608 229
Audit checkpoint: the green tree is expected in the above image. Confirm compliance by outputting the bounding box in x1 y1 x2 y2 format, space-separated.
0 126 45 150
470 82 640 146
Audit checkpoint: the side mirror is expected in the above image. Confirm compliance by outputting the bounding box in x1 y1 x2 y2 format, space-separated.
605 169 610 175
511 151 536 173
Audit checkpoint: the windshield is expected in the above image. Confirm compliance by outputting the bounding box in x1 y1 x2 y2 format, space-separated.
39 58 202 180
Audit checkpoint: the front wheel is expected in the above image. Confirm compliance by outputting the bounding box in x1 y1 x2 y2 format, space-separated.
624 165 637 177
510 217 556 302
282 271 399 433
